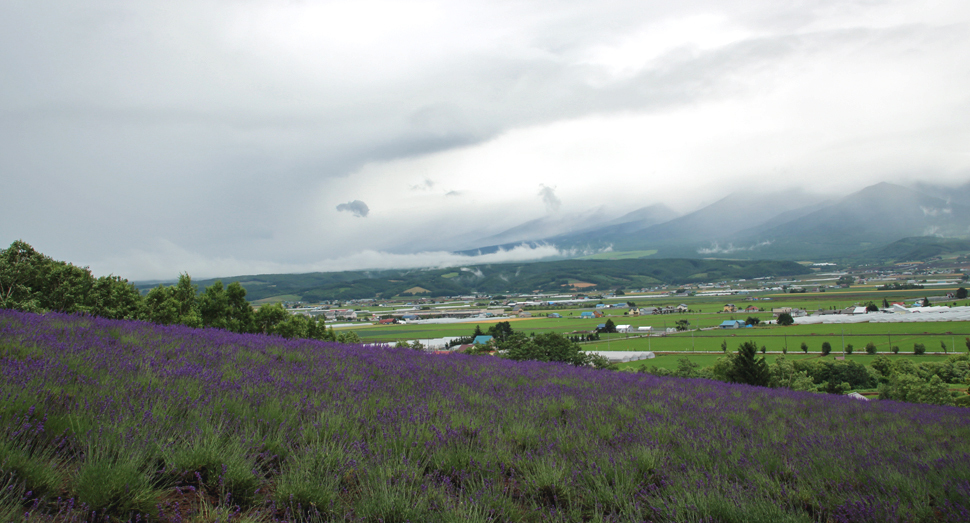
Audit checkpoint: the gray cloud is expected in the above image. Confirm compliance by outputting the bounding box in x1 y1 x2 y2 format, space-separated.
0 0 966 279
409 179 435 191
336 200 370 218
538 185 562 212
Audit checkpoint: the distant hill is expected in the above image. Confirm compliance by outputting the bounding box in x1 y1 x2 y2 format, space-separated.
861 237 970 262
186 258 811 302
733 182 970 258
456 182 970 262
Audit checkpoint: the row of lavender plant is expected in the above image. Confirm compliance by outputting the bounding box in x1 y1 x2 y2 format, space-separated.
1 309 969 522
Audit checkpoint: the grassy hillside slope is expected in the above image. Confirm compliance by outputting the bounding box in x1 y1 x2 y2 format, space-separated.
1 311 969 522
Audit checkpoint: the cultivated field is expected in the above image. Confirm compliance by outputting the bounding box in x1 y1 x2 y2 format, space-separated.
1 310 970 522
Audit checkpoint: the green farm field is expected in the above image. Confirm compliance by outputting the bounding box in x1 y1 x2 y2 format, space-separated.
611 352 965 372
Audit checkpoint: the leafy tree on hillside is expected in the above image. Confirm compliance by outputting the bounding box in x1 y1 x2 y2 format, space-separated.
502 332 588 365
254 303 288 334
200 281 256 331
725 341 771 387
777 312 794 326
472 325 485 338
86 275 143 320
141 274 202 327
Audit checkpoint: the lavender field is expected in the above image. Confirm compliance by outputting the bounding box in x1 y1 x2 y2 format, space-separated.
1 310 969 522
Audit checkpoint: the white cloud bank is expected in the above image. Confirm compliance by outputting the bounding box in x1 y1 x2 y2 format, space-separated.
98 240 571 281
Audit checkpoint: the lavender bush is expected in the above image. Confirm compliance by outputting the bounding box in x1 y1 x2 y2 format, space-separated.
1 309 969 522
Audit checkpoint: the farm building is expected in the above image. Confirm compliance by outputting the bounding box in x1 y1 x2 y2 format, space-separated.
473 335 493 345
616 324 633 333
548 313 562 318
580 311 595 318
719 320 746 329
637 326 653 333
676 304 688 313
723 304 737 313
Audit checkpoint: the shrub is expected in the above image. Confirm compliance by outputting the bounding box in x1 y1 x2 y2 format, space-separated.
782 346 787 354
821 342 832 356
801 342 808 354
893 345 900 354
777 312 794 326
761 345 766 354
914 343 926 355
845 344 854 355
865 342 877 355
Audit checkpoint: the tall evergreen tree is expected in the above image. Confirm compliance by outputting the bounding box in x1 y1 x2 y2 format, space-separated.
725 341 771 387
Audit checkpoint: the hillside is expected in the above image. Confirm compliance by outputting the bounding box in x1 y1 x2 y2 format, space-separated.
185 258 810 301
2 311 968 522
456 182 970 262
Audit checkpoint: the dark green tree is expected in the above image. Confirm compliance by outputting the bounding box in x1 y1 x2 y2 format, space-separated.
882 298 890 308
921 297 931 307
472 325 484 338
254 303 288 334
745 316 760 326
86 275 142 320
865 342 877 355
503 332 587 365
0 240 45 312
914 343 926 355
821 342 832 356
777 312 794 326
487 321 514 342
199 281 230 329
725 341 771 387
599 319 617 333
800 342 808 354
865 302 879 312
957 287 968 299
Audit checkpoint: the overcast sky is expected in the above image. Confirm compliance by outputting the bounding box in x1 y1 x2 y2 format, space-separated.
3 0 969 280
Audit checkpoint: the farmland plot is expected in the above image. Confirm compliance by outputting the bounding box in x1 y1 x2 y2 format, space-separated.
1 310 969 522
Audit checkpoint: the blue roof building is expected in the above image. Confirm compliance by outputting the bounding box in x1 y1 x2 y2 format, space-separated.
719 320 746 329
580 311 595 318
473 335 493 345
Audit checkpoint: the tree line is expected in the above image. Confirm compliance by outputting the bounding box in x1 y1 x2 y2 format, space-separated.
0 241 359 342
640 339 970 406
